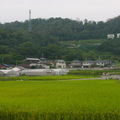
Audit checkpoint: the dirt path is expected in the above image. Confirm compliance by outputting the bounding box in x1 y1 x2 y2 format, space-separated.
58 77 105 81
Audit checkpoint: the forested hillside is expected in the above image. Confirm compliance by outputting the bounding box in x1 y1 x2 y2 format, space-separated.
0 16 120 64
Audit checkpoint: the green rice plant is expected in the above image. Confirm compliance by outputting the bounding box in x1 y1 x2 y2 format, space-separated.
0 80 120 119
68 70 103 75
0 75 97 81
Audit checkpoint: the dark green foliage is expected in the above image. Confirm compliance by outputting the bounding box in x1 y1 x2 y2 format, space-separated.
99 39 120 55
0 16 120 64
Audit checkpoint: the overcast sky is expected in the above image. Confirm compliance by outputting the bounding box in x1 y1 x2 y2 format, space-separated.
0 0 120 23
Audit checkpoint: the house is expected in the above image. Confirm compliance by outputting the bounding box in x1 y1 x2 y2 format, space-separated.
82 60 112 68
69 60 82 68
96 60 111 67
117 33 120 38
82 60 96 68
107 34 115 39
55 60 66 69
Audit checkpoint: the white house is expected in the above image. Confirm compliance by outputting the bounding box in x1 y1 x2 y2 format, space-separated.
55 60 66 69
117 33 120 38
82 60 95 68
107 34 115 39
96 60 111 67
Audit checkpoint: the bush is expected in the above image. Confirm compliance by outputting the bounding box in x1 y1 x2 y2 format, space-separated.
68 70 103 75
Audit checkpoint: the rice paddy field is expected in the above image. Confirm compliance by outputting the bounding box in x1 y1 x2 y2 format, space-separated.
0 78 120 120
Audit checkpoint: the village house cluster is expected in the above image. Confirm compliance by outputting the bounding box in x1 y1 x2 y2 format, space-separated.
0 57 112 77
22 58 112 69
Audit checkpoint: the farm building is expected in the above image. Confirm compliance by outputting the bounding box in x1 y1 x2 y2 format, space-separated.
25 58 40 63
0 64 10 69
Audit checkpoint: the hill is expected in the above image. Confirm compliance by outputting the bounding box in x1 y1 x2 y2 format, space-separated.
0 16 120 64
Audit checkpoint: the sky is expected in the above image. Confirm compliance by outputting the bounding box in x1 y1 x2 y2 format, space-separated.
0 0 120 23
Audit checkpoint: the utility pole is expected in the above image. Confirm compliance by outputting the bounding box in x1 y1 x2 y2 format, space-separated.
28 10 32 32
2 57 4 64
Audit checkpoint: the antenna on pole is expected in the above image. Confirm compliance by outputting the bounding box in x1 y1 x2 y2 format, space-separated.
28 10 32 32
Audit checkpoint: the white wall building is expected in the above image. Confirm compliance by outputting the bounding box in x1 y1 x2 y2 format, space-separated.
55 60 66 69
117 33 120 38
107 34 115 39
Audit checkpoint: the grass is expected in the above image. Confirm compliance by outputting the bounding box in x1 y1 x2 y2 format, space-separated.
0 79 120 119
60 39 106 47
0 75 97 81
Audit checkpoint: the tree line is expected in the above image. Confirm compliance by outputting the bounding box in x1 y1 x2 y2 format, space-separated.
0 16 120 64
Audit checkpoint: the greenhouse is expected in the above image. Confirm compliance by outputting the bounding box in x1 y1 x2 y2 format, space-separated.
0 71 5 77
53 69 69 75
21 69 69 76
5 70 20 77
21 69 45 76
42 69 55 76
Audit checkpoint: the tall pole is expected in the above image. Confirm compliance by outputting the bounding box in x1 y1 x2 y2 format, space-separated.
28 10 32 32
2 57 4 64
